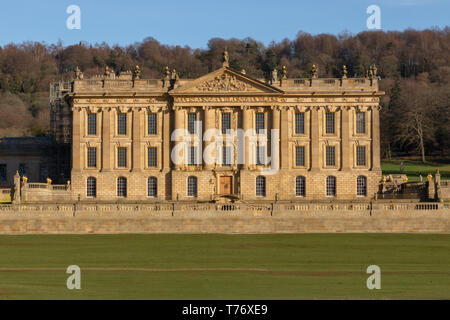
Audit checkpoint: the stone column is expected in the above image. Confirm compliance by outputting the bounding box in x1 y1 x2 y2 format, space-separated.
341 107 350 170
101 108 111 171
280 107 289 169
203 106 215 169
242 106 251 169
310 106 320 170
72 107 81 172
173 107 184 168
132 108 141 171
163 108 171 170
371 106 381 170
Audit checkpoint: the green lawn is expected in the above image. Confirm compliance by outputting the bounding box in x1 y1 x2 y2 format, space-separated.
0 234 449 300
382 158 450 182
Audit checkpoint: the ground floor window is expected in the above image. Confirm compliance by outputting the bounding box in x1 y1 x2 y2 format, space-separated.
357 176 367 196
326 176 336 197
117 177 127 197
148 177 157 197
187 176 197 197
87 177 97 198
256 176 266 197
295 176 306 197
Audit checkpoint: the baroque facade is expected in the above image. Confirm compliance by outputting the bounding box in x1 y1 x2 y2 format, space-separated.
51 54 384 202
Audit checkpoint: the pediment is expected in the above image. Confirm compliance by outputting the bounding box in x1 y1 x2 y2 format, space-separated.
171 67 283 94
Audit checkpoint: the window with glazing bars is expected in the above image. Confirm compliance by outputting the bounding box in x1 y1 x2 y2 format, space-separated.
148 147 157 167
357 176 367 196
255 112 265 134
256 145 265 165
188 113 197 134
325 146 335 166
356 146 366 166
326 176 336 196
295 146 305 167
87 113 97 135
256 176 266 197
148 113 157 135
117 147 127 167
222 146 231 166
356 112 366 134
148 177 157 197
222 113 231 134
87 177 97 198
295 176 306 197
0 164 6 182
295 112 305 134
87 147 97 168
117 177 127 197
325 112 335 134
117 113 127 135
188 146 197 166
187 176 197 197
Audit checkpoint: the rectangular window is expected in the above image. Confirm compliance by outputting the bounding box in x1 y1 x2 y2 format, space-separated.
148 147 157 167
255 112 265 134
222 113 231 134
356 112 366 134
87 113 97 135
148 113 157 135
356 146 366 166
295 146 305 167
325 112 335 134
326 146 336 166
188 113 197 134
117 147 127 167
87 147 97 168
18 163 27 177
222 146 231 166
0 164 6 182
295 113 305 134
256 145 265 165
117 113 127 135
188 146 197 166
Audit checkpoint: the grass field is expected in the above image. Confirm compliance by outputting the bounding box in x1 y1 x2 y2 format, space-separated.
381 157 450 182
0 234 449 300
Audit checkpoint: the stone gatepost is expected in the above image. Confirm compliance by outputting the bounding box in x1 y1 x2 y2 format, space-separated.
435 169 442 202
12 171 21 204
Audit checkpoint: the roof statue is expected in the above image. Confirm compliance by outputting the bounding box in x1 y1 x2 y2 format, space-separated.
342 65 348 78
222 47 229 68
133 65 141 80
310 64 318 78
281 65 287 79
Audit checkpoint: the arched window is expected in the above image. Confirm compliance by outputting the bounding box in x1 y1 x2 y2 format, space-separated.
148 177 157 197
187 176 197 197
357 176 367 196
256 176 266 197
87 177 97 198
326 176 336 197
295 176 306 197
117 177 127 197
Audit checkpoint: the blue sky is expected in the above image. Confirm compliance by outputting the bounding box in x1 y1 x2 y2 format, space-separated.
0 0 448 48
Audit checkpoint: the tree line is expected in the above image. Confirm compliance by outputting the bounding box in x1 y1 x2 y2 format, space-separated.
0 28 449 161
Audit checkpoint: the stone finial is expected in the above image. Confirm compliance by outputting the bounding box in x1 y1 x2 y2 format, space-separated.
171 69 179 81
342 65 348 79
46 177 52 184
104 66 110 76
281 65 287 79
164 66 171 80
222 47 229 68
22 176 28 183
369 64 378 78
74 66 83 80
271 68 278 83
133 65 141 80
67 180 71 185
241 69 246 75
427 173 432 181
310 64 318 78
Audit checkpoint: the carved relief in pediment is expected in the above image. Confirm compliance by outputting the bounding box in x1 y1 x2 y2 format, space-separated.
194 73 249 92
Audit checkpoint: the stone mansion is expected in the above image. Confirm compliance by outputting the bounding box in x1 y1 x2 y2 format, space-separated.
49 52 384 202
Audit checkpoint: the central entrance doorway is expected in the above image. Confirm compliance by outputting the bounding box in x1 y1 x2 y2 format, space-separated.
219 176 233 194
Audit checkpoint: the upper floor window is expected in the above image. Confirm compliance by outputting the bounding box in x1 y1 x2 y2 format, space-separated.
188 146 198 166
325 146 336 166
356 146 366 166
148 147 157 167
356 112 366 134
87 147 97 168
117 147 127 168
222 113 231 134
295 146 305 167
87 113 97 135
148 113 157 135
325 112 335 134
295 112 305 134
255 112 265 134
117 113 127 135
256 145 265 165
222 146 232 166
188 113 197 134
0 164 6 182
